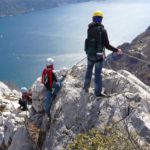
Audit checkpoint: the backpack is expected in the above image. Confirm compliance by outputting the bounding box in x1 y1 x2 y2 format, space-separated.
43 70 53 90
43 72 49 87
84 25 104 55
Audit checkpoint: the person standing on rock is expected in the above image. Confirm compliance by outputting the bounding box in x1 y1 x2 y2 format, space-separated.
84 10 123 97
41 58 65 117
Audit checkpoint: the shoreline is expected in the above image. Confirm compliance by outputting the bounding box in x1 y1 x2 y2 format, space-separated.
0 1 89 19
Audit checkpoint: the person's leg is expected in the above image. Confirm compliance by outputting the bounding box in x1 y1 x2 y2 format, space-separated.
24 101 28 110
21 100 27 110
94 61 103 95
18 99 23 109
52 82 62 99
44 91 53 114
53 82 62 94
18 99 21 106
83 60 94 92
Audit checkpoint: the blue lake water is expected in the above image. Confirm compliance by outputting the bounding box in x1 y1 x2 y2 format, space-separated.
0 0 150 87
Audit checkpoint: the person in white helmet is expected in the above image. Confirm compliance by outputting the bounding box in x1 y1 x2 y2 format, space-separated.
41 58 66 118
19 87 32 111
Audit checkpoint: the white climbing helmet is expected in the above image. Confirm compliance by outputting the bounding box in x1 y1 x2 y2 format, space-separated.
46 57 54 66
21 87 28 93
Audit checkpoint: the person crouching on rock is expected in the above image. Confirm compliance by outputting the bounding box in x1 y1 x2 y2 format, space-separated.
41 58 65 118
19 87 32 111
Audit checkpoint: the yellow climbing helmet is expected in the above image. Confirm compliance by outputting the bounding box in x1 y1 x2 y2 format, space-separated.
93 11 104 18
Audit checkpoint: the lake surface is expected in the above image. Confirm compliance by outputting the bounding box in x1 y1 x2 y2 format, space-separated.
0 0 150 87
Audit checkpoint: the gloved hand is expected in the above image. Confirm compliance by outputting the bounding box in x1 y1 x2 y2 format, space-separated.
117 48 123 55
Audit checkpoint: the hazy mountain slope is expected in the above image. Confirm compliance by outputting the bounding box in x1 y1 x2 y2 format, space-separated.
0 0 89 16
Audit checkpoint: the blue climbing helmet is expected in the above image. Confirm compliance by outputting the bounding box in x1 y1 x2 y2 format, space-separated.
21 87 28 93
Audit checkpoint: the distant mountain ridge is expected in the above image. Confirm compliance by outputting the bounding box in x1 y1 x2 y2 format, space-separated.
0 0 89 17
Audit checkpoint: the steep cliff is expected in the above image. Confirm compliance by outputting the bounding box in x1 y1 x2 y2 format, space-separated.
106 26 150 86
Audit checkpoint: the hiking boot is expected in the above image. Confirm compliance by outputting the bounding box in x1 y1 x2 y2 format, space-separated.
83 88 89 93
53 94 57 99
21 107 28 111
45 113 51 122
96 93 109 97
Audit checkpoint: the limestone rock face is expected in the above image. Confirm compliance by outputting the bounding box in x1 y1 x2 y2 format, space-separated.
31 77 46 113
42 65 150 150
0 81 31 150
8 127 34 150
0 81 20 100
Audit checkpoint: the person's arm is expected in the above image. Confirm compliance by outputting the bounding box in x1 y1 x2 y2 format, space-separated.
28 91 32 100
102 29 118 52
52 72 58 82
41 69 46 83
27 94 32 102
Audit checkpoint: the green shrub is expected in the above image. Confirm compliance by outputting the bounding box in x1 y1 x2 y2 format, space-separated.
66 126 149 150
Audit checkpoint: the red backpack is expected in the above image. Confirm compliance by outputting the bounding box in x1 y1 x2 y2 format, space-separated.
42 65 53 90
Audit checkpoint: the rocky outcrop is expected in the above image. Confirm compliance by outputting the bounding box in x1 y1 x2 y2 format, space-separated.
106 26 150 86
8 127 34 150
41 65 150 150
1 64 150 149
0 82 19 100
31 77 45 113
0 81 31 150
